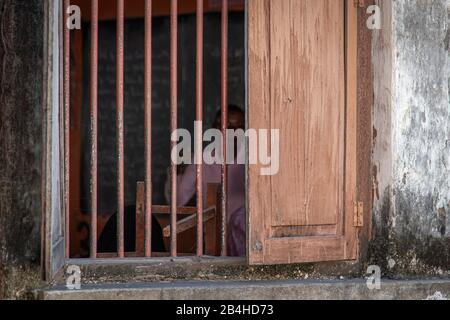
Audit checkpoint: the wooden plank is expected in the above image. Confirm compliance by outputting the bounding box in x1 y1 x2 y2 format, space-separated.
272 225 338 238
163 208 216 238
152 206 197 215
264 237 347 265
344 0 359 260
303 0 345 226
269 0 306 227
69 28 85 258
248 0 271 264
135 182 145 256
269 0 344 230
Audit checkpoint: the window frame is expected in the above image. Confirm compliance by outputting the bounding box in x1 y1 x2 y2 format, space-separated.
43 0 373 281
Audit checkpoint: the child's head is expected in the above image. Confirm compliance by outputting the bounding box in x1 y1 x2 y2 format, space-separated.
212 104 245 131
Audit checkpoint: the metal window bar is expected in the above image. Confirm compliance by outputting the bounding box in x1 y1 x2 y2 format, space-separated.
144 0 153 258
117 0 125 258
64 0 230 259
63 0 71 258
196 0 204 257
170 0 178 257
220 0 229 257
90 0 99 259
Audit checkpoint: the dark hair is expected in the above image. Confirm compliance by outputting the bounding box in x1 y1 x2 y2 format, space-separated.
213 104 244 128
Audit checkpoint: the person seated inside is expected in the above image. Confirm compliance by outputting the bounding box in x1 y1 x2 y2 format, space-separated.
165 105 246 257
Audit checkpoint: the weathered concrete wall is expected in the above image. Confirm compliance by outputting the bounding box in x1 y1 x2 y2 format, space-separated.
0 0 45 299
371 0 450 274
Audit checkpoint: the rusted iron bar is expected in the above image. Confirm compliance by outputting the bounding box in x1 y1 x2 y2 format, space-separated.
220 0 229 257
144 0 153 258
64 0 71 259
170 0 178 257
90 0 99 259
196 0 204 257
116 0 125 258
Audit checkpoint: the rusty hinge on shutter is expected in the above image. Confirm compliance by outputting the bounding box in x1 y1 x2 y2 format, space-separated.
353 202 364 227
354 0 365 8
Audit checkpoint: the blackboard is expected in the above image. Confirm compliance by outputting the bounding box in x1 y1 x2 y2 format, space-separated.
80 13 245 214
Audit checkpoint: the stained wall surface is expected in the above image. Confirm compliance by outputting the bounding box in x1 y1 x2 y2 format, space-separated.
371 0 450 273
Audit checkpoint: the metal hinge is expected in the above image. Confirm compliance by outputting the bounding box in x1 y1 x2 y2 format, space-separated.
354 0 365 8
353 202 364 227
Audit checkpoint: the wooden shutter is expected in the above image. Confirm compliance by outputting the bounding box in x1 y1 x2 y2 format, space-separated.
248 0 358 265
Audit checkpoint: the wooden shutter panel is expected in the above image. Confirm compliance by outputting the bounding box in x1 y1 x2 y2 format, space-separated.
248 0 358 265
